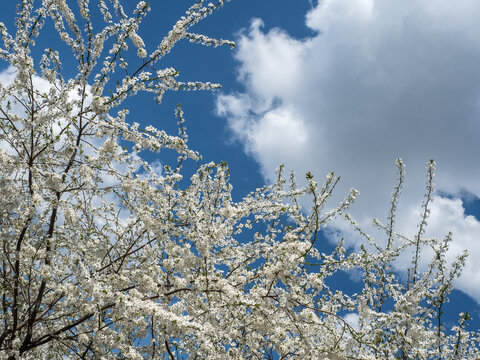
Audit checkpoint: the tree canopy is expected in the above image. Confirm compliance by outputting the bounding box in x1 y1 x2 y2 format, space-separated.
0 1 478 359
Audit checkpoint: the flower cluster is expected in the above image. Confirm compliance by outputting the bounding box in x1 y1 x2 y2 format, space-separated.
0 1 478 359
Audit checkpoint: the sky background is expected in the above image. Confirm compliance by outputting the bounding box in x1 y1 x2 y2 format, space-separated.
1 0 480 331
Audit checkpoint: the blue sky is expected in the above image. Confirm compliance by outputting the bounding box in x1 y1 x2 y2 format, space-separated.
1 0 480 331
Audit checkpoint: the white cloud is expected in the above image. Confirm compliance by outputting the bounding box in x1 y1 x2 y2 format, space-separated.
233 19 307 101
217 1 480 302
0 65 17 84
343 312 360 331
396 196 480 301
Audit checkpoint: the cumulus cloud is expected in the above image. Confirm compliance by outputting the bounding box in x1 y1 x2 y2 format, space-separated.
216 1 480 301
343 312 360 331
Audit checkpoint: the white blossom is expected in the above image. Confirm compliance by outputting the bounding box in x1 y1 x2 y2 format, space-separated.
0 1 477 359
137 47 147 58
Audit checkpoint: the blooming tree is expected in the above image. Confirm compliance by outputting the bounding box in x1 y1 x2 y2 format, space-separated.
0 1 478 359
